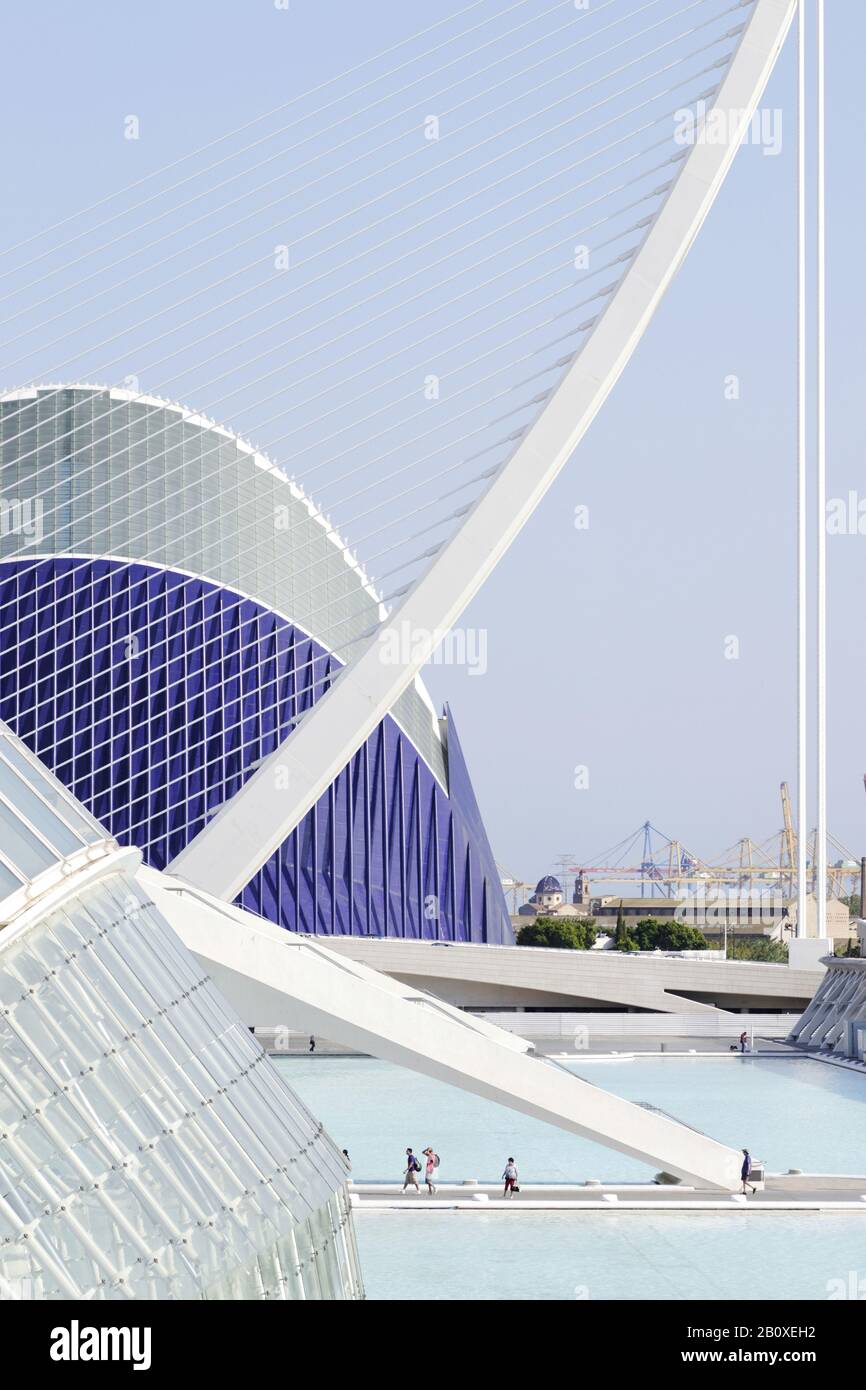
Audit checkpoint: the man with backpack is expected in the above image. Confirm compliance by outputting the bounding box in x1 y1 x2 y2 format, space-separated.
422 1146 440 1195
402 1147 422 1193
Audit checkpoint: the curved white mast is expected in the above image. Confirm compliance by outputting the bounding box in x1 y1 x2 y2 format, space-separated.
171 0 798 903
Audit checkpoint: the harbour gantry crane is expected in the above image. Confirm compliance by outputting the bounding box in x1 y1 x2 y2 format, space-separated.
569 802 860 902
780 781 798 897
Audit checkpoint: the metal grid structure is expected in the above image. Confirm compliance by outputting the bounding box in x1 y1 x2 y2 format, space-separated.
0 389 511 943
0 723 364 1301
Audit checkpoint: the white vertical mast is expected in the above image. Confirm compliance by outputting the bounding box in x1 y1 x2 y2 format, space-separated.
796 0 808 938
815 0 827 936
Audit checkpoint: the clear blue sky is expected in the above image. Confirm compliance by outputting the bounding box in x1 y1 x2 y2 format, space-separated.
2 1 863 884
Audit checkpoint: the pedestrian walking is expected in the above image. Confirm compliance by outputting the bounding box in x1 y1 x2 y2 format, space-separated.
402 1147 421 1193
309 1035 316 1053
422 1147 439 1195
741 1148 757 1195
502 1157 519 1198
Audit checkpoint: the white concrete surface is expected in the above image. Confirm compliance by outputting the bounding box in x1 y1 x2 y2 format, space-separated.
788 937 833 971
351 1177 866 1213
472 1012 801 1044
313 937 822 1014
788 957 866 1055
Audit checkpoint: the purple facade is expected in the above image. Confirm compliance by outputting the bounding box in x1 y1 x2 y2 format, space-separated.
0 557 512 943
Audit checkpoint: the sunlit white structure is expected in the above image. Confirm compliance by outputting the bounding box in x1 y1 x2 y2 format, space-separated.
787 957 866 1059
0 723 363 1300
171 0 798 904
0 4 810 1269
0 719 750 1196
146 863 747 1189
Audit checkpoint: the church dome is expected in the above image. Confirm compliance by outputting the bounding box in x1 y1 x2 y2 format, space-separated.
535 875 562 895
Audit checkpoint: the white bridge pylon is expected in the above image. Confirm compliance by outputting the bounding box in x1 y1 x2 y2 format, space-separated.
147 869 745 1190
170 0 796 902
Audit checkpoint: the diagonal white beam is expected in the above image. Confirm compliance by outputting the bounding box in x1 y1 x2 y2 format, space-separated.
148 868 745 1190
170 0 797 902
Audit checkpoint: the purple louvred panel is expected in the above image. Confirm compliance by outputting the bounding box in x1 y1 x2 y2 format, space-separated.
0 557 512 945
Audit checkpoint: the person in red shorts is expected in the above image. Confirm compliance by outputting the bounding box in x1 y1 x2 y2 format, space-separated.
502 1157 519 1198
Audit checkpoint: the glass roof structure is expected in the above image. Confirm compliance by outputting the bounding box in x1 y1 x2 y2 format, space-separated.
0 722 116 919
0 719 364 1299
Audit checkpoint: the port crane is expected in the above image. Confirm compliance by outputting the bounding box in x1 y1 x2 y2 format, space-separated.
563 785 859 900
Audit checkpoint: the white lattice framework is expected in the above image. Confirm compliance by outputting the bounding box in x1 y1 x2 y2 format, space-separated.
0 723 364 1301
170 0 797 901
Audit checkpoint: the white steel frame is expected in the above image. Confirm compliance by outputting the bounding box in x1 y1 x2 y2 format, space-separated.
170 0 798 902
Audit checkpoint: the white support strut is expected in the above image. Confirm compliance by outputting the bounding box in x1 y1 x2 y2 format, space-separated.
149 869 746 1190
171 0 797 902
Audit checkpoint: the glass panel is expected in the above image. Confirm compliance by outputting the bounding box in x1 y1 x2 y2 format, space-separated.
0 759 83 855
0 738 102 843
0 857 23 898
0 841 364 1300
0 799 56 877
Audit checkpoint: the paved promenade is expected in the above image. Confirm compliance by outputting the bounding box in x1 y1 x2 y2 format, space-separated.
349 1178 866 1212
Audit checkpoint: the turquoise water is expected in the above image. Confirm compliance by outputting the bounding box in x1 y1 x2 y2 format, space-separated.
354 1210 866 1301
273 1054 866 1183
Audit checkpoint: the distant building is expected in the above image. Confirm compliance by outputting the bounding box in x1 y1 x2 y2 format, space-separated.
592 896 680 925
516 874 591 920
511 869 853 944
592 892 851 941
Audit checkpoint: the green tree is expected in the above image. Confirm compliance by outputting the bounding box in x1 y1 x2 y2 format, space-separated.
833 936 860 958
517 916 597 950
727 936 788 963
614 901 637 952
842 892 861 920
631 918 710 952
